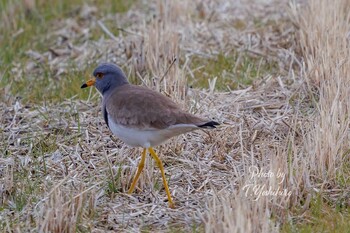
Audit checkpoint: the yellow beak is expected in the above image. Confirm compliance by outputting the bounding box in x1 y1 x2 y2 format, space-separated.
81 79 96 88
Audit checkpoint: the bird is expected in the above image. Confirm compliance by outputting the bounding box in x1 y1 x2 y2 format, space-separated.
81 63 219 208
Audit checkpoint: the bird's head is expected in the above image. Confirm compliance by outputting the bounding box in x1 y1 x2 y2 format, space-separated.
81 63 129 94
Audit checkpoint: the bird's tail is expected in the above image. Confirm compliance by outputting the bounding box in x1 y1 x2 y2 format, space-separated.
197 121 220 129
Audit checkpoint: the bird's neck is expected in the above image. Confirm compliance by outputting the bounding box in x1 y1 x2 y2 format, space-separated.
101 81 129 95
101 82 129 96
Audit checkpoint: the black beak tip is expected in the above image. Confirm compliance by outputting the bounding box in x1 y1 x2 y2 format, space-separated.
81 83 88 89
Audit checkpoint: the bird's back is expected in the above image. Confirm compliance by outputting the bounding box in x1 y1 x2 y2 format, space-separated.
104 84 207 130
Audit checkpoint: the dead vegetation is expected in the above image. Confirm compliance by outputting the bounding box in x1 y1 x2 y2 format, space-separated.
1 0 350 232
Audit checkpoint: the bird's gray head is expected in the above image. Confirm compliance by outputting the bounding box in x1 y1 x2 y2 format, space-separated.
81 63 129 94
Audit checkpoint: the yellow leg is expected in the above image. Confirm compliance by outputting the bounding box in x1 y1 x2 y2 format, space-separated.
128 148 147 194
148 147 175 209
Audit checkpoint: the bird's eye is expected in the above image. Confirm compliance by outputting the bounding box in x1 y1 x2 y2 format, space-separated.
96 73 104 79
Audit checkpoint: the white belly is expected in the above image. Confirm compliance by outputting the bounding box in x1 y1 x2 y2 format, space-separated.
108 118 198 148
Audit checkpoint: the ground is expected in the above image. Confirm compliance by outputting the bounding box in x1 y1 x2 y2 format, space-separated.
1 0 350 232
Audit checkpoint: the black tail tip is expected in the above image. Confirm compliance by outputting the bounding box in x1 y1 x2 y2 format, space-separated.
198 121 220 129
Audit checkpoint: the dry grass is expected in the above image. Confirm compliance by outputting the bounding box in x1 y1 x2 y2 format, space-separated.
1 0 350 232
293 0 350 178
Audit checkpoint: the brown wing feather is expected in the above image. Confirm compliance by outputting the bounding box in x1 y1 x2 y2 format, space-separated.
104 84 206 129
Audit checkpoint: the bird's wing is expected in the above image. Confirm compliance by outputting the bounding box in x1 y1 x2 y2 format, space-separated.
104 85 207 130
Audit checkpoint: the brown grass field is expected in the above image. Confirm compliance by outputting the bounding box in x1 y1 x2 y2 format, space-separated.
1 0 350 232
